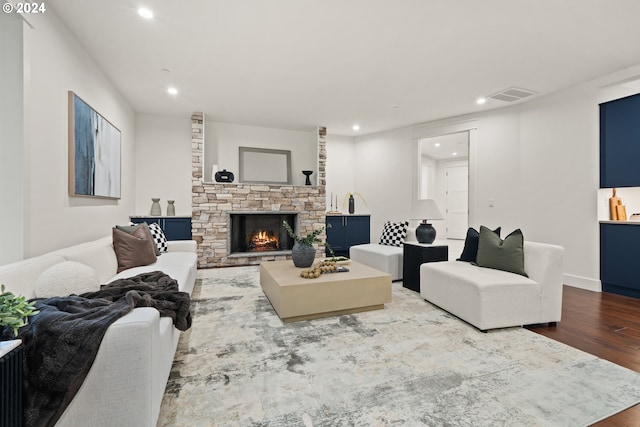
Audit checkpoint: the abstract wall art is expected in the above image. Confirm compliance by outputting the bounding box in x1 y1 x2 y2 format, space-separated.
68 91 121 199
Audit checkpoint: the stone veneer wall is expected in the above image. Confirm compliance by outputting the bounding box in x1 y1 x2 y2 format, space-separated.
191 113 327 268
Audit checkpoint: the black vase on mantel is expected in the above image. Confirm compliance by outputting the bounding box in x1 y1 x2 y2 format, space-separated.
302 170 313 186
348 194 355 214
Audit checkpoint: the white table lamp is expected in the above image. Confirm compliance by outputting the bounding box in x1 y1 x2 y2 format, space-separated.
412 199 443 243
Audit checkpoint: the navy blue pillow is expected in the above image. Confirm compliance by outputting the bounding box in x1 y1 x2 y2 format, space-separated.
457 226 501 263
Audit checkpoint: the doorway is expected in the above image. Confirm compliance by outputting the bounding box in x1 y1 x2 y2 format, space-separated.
418 131 469 240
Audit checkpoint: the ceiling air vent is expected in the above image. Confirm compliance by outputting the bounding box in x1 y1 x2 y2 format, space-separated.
489 87 537 102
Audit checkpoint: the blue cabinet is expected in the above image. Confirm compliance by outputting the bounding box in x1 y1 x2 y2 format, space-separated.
600 223 640 298
325 215 370 257
130 216 192 241
600 93 640 188
599 93 640 299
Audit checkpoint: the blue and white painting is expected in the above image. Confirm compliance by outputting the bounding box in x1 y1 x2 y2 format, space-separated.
70 92 121 198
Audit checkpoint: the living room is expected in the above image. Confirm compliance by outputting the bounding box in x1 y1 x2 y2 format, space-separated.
2 1 640 426
4 1 640 290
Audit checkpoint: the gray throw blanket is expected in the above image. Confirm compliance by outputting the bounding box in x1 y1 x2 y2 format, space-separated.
0 271 191 427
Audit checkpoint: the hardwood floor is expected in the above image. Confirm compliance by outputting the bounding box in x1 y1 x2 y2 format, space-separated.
526 285 640 426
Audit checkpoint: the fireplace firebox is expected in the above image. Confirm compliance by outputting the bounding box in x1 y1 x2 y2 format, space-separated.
230 213 296 254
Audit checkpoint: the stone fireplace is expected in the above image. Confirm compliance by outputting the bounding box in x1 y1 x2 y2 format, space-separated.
191 113 326 267
229 213 296 254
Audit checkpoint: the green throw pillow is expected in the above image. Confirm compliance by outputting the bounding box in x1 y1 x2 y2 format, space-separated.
475 226 527 276
116 223 160 256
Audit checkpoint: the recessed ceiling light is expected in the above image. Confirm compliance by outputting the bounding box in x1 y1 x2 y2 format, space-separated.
452 152 458 156
476 97 486 105
138 7 154 19
434 143 441 147
352 124 360 131
167 87 178 96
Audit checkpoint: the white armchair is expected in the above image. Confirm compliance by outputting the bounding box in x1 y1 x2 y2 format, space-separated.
420 241 564 331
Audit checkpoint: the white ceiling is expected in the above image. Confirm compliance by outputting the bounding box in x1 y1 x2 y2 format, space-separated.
421 132 469 161
44 0 640 136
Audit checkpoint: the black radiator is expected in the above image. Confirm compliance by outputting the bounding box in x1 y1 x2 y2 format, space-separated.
0 342 22 427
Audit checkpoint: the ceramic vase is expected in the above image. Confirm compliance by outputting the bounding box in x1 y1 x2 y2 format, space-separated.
167 200 175 216
291 242 315 268
150 198 161 216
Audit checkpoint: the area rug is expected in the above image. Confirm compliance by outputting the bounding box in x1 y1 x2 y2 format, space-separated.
157 266 640 426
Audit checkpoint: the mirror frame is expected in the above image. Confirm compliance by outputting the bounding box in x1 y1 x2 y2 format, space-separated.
238 147 292 184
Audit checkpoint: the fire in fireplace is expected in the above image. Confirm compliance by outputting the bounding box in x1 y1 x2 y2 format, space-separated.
230 213 296 254
247 230 279 251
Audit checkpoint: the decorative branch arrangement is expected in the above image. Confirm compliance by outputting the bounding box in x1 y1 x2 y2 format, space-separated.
342 192 368 209
282 221 325 245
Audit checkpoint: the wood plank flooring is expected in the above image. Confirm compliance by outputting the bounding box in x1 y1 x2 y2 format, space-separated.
526 285 640 426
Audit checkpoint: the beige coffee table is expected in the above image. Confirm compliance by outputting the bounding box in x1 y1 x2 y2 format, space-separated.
259 260 392 322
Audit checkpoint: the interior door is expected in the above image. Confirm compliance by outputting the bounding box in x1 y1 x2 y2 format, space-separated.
445 165 468 239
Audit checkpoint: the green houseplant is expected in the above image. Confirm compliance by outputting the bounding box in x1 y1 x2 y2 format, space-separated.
0 284 39 338
282 221 325 268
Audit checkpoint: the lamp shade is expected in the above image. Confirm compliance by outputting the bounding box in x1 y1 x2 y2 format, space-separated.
412 199 443 221
412 199 443 243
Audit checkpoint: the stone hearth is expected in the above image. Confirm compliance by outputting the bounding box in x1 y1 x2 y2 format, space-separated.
191 113 326 267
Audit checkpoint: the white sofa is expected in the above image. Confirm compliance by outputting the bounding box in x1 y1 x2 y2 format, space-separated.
0 236 197 427
420 241 564 331
349 227 418 280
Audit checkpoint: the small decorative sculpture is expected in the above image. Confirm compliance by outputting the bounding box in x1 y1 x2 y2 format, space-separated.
215 169 234 183
302 170 313 186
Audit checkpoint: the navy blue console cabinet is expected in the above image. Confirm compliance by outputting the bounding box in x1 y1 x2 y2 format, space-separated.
325 215 370 257
130 216 192 241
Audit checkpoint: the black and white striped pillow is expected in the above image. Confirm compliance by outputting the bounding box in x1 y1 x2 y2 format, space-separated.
379 220 409 247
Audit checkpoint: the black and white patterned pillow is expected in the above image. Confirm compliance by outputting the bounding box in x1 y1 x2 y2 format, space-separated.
148 222 169 253
378 220 409 247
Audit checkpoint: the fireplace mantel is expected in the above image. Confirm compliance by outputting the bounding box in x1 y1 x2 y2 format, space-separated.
191 114 327 268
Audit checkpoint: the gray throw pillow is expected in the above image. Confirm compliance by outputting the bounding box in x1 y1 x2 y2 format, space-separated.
476 226 527 276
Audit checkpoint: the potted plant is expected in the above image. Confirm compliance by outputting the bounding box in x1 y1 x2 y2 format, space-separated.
282 221 325 268
1 284 39 339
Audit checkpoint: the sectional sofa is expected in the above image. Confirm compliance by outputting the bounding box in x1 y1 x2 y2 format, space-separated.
0 234 197 427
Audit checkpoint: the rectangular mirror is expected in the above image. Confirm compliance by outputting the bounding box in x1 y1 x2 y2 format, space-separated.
239 147 292 184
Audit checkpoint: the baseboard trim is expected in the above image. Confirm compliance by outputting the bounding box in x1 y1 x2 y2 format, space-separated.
563 274 601 292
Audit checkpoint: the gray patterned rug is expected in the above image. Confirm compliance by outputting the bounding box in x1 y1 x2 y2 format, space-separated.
158 266 640 426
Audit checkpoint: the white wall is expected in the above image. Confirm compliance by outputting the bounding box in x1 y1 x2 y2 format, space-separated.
350 64 640 291
325 134 356 212
21 10 136 257
135 115 192 216
0 13 24 264
354 127 415 239
204 121 318 186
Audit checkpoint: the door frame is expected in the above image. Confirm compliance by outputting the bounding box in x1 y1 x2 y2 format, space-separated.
412 120 477 231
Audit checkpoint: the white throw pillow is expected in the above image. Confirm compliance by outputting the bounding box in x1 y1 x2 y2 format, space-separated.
35 261 100 298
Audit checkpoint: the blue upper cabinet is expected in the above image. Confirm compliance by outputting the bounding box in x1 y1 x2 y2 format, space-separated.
600 93 640 188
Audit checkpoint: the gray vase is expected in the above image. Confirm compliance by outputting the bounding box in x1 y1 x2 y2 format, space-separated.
150 198 161 216
167 200 175 216
291 242 315 268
